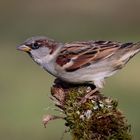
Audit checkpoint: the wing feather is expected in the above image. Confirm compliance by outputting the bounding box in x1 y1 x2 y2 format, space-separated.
56 41 131 72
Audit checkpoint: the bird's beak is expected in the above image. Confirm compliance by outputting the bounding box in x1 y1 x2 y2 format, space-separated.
17 45 31 52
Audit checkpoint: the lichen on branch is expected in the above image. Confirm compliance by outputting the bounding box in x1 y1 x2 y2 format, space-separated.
44 79 132 140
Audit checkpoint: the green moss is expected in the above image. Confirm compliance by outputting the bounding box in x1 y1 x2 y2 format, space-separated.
63 86 132 140
50 79 132 140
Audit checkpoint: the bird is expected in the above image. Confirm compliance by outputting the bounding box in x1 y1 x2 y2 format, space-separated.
17 36 140 102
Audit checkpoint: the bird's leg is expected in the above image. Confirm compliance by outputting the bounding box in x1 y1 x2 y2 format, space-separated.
79 87 99 104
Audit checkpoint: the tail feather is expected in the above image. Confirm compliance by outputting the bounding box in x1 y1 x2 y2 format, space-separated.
131 42 140 50
128 42 140 56
119 42 140 62
115 42 140 70
119 42 140 63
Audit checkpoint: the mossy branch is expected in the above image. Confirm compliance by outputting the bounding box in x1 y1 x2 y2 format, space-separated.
43 79 132 140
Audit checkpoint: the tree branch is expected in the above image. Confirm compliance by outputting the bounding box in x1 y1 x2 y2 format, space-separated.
44 79 132 140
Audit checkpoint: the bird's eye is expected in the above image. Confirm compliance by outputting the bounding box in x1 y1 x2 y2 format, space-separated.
31 42 40 50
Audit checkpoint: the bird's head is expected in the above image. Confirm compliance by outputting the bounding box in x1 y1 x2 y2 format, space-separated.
17 36 61 64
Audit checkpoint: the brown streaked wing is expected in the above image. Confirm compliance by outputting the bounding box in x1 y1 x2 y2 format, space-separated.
56 41 122 72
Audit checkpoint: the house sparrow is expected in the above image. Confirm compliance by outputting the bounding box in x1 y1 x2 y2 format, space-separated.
17 36 140 101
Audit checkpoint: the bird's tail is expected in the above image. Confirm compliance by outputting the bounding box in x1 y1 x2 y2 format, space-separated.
118 42 140 63
131 42 140 51
128 41 140 57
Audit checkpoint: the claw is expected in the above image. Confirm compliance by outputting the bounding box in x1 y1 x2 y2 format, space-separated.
78 88 99 105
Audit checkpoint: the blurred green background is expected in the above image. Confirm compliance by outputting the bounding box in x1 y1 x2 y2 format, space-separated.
0 0 140 139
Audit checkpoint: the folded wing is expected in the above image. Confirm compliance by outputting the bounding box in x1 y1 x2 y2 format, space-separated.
56 41 133 72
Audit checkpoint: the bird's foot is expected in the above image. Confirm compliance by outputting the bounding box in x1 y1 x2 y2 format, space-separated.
78 88 98 105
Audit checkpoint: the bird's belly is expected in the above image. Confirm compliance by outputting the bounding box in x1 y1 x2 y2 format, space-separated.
57 61 117 84
59 71 116 84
